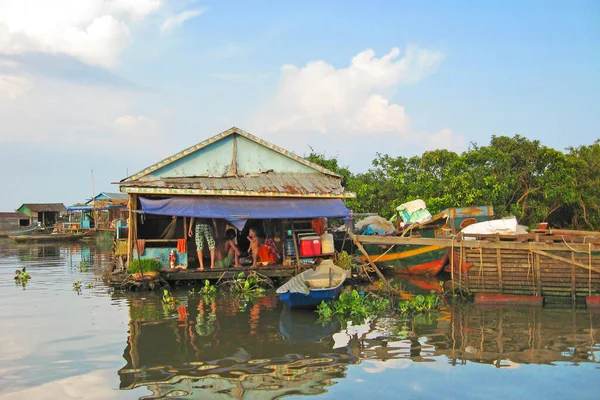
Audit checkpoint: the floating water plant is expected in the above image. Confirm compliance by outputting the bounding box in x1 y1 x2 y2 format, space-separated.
73 281 82 294
14 268 31 286
162 289 179 309
199 280 217 295
220 271 271 295
316 289 389 323
335 250 355 270
397 291 441 315
78 261 91 273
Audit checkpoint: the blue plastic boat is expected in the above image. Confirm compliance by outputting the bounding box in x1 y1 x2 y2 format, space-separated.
276 260 347 308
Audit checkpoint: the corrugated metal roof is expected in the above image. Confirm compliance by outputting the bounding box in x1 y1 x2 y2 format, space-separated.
0 212 27 219
19 203 67 212
97 192 128 200
120 173 346 196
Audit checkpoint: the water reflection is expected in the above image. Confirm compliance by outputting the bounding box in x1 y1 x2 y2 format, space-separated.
119 293 353 398
1 238 598 400
119 290 600 399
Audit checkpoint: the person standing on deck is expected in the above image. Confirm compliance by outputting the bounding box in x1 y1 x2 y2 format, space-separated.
188 217 218 270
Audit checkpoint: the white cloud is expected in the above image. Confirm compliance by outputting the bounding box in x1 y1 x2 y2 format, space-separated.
0 368 147 399
425 128 465 153
114 114 158 133
259 46 444 135
0 75 163 157
0 74 33 101
0 0 163 67
249 46 464 171
160 8 204 33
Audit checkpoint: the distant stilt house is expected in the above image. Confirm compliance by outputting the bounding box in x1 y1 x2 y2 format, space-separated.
0 212 31 235
65 192 129 232
116 127 355 271
15 203 66 227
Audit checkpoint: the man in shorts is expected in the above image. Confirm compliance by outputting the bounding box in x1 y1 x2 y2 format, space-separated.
188 217 218 270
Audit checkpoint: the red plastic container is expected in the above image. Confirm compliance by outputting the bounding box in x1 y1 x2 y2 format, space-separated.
299 235 321 256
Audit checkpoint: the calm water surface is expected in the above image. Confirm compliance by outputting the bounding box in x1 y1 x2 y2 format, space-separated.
0 238 598 399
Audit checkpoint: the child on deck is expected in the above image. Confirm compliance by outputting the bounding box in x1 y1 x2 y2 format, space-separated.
215 229 241 268
247 228 262 267
248 228 279 266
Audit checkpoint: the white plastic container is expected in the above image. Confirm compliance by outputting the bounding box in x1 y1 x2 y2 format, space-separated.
320 232 334 254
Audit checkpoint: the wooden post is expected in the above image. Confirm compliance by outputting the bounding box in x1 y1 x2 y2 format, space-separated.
571 251 576 302
534 234 541 296
292 229 302 274
496 234 503 293
351 233 395 293
127 194 137 266
183 216 189 269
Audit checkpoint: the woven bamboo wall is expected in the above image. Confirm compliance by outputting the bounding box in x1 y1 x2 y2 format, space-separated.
455 247 600 297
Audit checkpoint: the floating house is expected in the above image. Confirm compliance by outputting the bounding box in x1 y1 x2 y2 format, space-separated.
15 203 66 227
66 192 129 230
116 127 355 275
0 212 31 236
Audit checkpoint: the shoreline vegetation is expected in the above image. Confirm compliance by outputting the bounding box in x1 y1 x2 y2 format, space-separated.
306 135 600 231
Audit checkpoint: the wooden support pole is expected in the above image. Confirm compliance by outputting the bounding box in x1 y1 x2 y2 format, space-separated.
183 216 189 268
531 250 600 274
534 234 541 296
350 233 395 293
127 194 134 266
291 224 302 275
571 251 576 302
496 234 503 293
535 252 541 296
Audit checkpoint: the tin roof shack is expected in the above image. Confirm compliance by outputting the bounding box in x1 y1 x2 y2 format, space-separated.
15 203 66 227
66 194 129 234
117 127 354 276
0 212 31 236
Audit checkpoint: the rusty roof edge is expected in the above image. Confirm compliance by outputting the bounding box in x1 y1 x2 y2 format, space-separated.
120 127 343 183
118 186 356 198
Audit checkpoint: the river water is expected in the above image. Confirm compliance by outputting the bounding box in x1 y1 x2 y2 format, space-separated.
0 239 598 399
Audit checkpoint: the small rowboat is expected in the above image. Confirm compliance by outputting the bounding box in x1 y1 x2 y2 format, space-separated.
276 260 347 308
8 233 86 243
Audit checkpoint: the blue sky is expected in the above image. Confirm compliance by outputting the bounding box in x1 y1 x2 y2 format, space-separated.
0 0 598 210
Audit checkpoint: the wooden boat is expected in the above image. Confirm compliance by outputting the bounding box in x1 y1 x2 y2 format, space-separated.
356 206 494 275
9 232 86 243
276 260 347 308
0 225 40 237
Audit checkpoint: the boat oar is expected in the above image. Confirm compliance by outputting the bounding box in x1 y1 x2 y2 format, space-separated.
350 233 395 293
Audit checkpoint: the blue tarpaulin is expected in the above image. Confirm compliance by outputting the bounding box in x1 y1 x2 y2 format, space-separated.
139 196 350 225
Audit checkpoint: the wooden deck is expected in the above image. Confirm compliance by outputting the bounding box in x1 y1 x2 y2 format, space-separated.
161 265 296 281
107 265 296 288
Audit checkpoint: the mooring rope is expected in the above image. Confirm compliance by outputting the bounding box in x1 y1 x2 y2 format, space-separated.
559 236 594 297
371 244 396 263
526 243 536 295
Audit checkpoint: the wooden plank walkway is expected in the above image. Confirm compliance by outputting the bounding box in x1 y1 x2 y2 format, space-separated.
107 265 296 288
161 265 295 281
